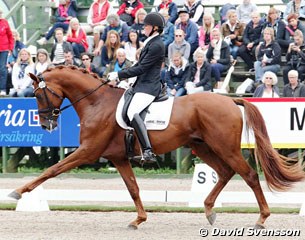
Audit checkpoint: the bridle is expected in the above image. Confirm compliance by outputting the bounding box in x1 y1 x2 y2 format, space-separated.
33 74 109 123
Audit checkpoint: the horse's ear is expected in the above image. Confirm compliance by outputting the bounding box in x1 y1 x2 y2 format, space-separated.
28 73 39 82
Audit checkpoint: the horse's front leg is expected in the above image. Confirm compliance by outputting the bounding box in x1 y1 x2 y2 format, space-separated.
112 159 147 229
8 146 100 200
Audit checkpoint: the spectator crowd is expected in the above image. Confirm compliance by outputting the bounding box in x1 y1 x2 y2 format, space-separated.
1 0 305 99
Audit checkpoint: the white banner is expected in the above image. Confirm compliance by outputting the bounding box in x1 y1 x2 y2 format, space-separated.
241 98 305 148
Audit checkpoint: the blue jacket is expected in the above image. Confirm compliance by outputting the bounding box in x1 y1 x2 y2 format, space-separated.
101 21 129 43
176 20 198 47
242 20 264 46
161 21 174 49
157 2 178 24
165 58 189 90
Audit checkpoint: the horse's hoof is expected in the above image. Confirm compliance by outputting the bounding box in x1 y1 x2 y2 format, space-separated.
207 212 216 225
254 223 265 229
8 191 22 200
128 224 138 230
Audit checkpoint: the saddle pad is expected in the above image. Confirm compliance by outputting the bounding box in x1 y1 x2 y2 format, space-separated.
116 93 174 130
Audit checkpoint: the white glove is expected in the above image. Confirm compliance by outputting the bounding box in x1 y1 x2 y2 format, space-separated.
107 72 119 81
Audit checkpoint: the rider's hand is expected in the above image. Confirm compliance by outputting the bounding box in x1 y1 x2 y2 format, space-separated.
107 79 117 87
107 72 118 81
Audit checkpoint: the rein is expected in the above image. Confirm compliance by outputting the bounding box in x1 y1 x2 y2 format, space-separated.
34 74 109 119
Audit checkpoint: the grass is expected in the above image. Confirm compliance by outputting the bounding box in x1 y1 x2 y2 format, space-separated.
0 203 300 214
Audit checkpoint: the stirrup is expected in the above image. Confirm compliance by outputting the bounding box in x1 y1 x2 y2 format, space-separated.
133 149 157 165
141 149 157 164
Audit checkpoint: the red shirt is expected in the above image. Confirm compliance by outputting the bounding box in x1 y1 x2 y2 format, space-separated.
0 19 14 51
67 28 89 50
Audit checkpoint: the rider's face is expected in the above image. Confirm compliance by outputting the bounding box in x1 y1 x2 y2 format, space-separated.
144 24 153 36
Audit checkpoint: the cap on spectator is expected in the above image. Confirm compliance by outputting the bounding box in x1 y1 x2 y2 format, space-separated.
287 13 298 22
178 8 189 15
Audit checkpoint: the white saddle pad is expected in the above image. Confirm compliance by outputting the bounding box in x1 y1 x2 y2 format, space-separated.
116 93 174 130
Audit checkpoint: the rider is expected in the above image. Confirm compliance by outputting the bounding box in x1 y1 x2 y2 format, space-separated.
107 12 165 163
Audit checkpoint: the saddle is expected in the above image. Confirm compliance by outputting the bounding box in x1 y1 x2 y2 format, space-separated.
121 84 168 126
121 84 169 161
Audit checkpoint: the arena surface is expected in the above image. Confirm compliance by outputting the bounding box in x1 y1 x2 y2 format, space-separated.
0 176 304 240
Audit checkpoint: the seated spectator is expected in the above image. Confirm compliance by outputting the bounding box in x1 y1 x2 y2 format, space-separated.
156 0 178 24
94 14 129 56
219 3 236 24
253 71 280 98
9 48 35 97
254 27 281 83
183 0 204 26
100 30 122 76
159 9 174 56
117 0 144 26
6 30 25 94
283 30 305 84
185 48 212 94
221 9 245 60
65 18 88 59
35 48 51 75
176 8 198 55
261 7 287 52
130 8 147 43
80 52 99 75
103 48 133 88
124 29 143 64
236 0 258 25
50 27 73 65
63 49 80 66
283 0 305 24
282 13 305 50
168 29 191 62
238 11 264 71
206 28 231 88
83 0 115 49
198 12 219 55
37 0 78 45
283 69 305 97
165 52 188 97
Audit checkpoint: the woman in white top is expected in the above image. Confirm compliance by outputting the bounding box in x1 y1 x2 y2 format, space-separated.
124 29 143 63
35 48 51 75
10 48 35 97
253 71 280 98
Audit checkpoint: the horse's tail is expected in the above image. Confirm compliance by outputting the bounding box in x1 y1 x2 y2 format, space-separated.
233 98 305 191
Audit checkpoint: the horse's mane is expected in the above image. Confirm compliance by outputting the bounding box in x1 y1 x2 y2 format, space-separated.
43 65 124 98
44 65 108 83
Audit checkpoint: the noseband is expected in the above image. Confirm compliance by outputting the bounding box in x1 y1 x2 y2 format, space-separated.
33 74 109 123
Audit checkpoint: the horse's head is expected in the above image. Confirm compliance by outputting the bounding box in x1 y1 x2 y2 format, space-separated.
29 72 64 132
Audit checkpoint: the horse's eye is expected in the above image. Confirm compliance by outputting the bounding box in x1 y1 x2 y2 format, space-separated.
35 94 43 101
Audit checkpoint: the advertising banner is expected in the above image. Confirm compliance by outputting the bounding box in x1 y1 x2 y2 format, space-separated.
1 98 305 148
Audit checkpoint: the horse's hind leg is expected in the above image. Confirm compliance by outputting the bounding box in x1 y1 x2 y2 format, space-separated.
112 159 147 229
228 154 270 228
191 144 235 225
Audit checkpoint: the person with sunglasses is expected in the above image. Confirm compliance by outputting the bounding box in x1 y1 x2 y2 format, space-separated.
168 29 190 62
253 71 280 98
80 52 98 75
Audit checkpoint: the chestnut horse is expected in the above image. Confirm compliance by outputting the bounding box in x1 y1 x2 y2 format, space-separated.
9 66 304 229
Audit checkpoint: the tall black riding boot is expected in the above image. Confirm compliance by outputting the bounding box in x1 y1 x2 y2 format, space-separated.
130 114 157 163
